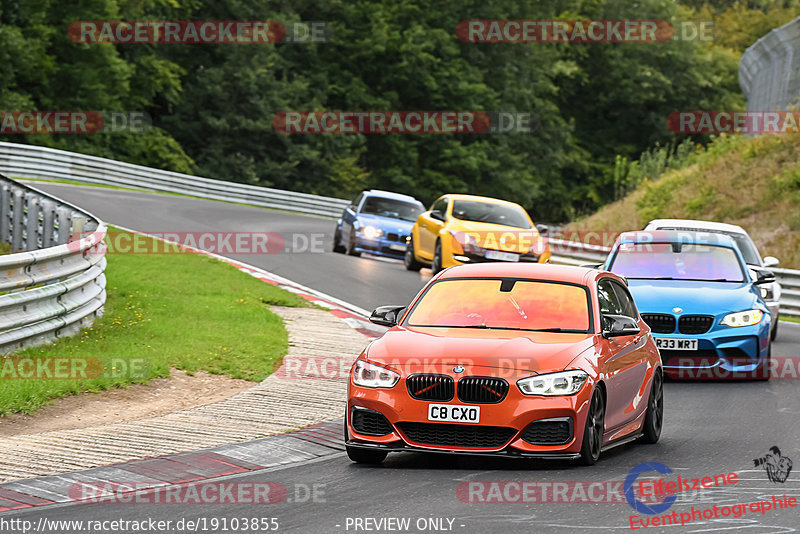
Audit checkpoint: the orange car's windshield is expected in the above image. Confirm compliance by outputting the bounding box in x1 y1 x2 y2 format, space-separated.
405 278 591 332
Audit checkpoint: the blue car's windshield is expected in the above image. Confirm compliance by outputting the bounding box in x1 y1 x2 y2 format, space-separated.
361 197 423 222
609 243 745 282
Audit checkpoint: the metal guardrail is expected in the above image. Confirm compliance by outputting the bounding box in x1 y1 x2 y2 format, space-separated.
0 174 107 354
739 16 800 113
0 142 350 218
549 238 800 318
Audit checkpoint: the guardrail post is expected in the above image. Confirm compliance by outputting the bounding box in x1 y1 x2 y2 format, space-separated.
0 183 9 244
24 193 41 251
10 188 24 252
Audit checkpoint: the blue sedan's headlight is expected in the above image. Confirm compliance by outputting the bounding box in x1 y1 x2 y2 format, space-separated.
721 309 763 327
360 225 384 239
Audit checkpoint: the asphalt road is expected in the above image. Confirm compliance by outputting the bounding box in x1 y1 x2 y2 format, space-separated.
31 182 428 312
11 182 800 533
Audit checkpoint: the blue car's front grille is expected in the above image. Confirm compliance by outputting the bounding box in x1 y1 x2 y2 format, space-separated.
642 313 676 333
678 315 714 334
386 233 407 243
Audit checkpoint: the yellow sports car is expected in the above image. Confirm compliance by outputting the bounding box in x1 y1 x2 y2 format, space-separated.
404 194 551 273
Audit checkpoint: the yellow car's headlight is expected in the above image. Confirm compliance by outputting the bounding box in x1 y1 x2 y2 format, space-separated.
720 309 763 328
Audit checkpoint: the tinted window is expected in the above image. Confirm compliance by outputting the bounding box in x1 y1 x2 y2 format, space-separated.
360 197 424 222
608 243 745 282
451 200 531 229
597 280 623 315
351 192 364 209
432 198 448 214
654 226 761 266
610 281 637 318
729 234 761 265
406 279 591 332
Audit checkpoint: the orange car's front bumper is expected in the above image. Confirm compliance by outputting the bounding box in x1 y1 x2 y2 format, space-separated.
346 366 594 459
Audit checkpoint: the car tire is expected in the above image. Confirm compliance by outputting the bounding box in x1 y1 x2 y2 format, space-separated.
346 232 361 257
346 446 387 465
771 319 778 341
641 370 663 444
579 387 605 466
756 344 772 381
431 240 443 274
404 237 423 271
332 227 346 253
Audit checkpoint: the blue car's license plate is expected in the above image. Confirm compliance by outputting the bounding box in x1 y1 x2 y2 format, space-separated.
654 338 698 350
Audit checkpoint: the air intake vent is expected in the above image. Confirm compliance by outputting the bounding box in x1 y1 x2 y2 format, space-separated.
678 315 713 334
642 313 676 333
396 422 516 448
351 408 393 436
457 377 508 404
521 418 573 445
406 374 454 401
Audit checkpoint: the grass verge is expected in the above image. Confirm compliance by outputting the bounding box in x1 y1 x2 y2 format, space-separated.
0 227 307 415
568 133 800 268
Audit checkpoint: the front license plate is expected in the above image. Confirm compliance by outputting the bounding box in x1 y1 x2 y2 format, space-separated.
654 338 698 351
389 243 407 251
485 250 519 262
427 404 480 423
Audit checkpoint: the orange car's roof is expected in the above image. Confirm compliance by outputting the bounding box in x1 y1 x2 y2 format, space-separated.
437 263 598 286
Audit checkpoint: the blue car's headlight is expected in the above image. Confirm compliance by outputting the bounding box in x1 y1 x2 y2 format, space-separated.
360 225 384 239
721 309 763 327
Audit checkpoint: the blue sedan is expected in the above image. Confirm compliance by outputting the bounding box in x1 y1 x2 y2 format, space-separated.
604 231 775 380
333 190 425 259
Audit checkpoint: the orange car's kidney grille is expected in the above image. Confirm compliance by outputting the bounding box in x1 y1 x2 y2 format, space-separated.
457 377 508 404
641 313 676 333
396 422 516 448
406 374 454 401
678 315 713 334
521 418 573 445
351 408 393 436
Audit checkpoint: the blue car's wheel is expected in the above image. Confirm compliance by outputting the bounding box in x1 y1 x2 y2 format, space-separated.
404 237 423 271
332 227 346 253
346 231 361 257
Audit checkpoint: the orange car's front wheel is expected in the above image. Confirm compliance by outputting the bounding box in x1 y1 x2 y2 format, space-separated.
579 387 605 466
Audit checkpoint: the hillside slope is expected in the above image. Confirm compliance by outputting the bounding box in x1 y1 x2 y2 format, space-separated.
568 134 800 268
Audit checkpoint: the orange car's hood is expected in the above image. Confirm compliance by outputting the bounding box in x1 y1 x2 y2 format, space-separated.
367 326 596 375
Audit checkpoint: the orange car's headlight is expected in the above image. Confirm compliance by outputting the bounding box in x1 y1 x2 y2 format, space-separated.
518 370 588 396
352 360 400 388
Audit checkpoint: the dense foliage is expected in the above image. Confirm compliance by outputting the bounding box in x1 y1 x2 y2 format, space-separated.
1 0 798 221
